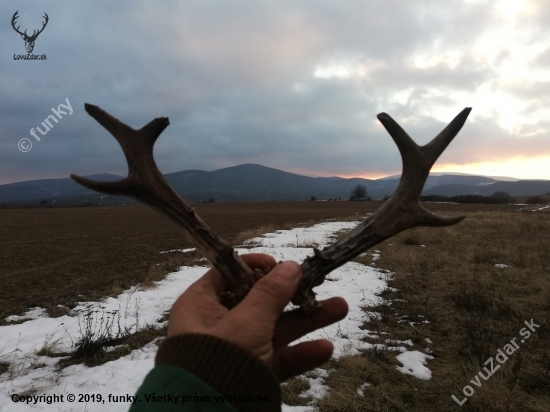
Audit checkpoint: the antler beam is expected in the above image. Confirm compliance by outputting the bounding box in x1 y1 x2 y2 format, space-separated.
72 104 471 314
11 11 25 36
295 109 471 310
71 105 261 308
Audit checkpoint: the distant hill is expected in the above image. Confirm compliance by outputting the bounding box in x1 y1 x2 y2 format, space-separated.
0 174 123 203
423 180 550 197
380 172 520 182
164 164 376 202
0 164 548 205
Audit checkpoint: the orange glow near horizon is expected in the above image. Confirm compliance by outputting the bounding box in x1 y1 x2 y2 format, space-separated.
295 156 550 180
432 157 550 180
290 168 395 180
336 171 397 180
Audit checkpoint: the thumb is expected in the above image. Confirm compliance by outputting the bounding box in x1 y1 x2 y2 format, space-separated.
236 261 302 323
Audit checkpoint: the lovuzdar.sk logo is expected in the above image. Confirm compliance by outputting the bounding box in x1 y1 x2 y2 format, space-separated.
11 10 48 60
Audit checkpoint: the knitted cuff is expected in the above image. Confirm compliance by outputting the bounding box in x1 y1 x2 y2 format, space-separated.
155 334 281 412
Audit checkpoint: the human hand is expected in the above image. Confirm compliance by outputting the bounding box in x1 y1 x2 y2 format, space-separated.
168 253 348 381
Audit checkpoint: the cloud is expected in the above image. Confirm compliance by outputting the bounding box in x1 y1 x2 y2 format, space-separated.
1 0 549 185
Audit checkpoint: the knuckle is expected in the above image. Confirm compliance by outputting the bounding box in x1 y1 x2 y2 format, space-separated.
254 276 287 302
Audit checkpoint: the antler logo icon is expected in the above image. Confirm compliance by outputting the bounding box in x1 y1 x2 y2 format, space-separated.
11 11 49 54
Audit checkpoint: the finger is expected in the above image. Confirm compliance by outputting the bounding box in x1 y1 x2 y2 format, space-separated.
235 261 301 324
273 297 348 347
272 340 334 381
189 253 278 300
240 253 277 271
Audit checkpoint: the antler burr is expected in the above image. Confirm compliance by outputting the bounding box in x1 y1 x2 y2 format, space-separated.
72 104 471 314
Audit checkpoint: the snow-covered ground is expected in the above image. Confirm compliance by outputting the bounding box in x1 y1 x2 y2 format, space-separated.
1 220 431 411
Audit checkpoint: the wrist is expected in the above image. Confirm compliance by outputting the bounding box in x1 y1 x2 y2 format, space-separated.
156 334 281 412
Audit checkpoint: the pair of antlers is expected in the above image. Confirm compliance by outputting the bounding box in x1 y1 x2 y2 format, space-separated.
11 11 49 40
72 104 471 314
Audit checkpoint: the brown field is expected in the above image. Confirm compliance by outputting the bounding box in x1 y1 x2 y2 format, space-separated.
0 200 387 321
0 200 512 321
1 201 548 411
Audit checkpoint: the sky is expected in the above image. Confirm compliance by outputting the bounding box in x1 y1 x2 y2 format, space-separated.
1 0 549 185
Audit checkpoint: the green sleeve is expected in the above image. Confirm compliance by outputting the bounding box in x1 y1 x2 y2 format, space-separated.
132 334 281 412
130 364 238 412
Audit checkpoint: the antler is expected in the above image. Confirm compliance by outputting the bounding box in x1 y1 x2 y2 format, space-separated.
71 105 260 308
11 11 48 39
32 13 49 39
72 104 471 314
11 11 48 40
11 11 25 37
295 109 471 310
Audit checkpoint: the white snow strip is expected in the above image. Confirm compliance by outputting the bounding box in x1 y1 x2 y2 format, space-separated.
386 339 413 346
1 219 394 411
494 263 510 268
249 221 359 248
160 248 195 253
282 406 317 412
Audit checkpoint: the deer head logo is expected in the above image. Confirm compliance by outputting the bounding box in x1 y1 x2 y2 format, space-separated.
11 11 49 54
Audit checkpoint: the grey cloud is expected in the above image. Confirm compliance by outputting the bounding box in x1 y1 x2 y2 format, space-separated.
532 47 550 68
0 0 546 185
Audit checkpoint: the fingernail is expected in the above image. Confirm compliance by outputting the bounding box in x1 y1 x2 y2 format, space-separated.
278 261 300 281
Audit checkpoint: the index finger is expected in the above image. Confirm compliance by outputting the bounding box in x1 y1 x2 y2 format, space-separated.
189 253 278 300
234 261 302 325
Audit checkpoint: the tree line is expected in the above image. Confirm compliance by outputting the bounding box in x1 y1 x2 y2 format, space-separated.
420 191 547 205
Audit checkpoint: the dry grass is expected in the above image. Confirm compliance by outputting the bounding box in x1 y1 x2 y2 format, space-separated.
233 224 278 246
139 250 206 290
281 376 312 406
282 208 549 412
4 201 546 410
58 325 168 368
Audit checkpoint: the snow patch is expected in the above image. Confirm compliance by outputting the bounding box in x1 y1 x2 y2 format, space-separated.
396 351 434 380
356 382 372 397
5 307 48 323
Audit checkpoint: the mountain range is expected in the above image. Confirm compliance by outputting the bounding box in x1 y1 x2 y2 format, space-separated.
0 164 549 205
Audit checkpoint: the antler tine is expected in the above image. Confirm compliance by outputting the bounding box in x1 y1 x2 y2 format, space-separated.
374 108 471 231
71 104 256 299
77 104 168 182
11 11 25 36
36 13 49 36
295 109 471 312
377 108 471 198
